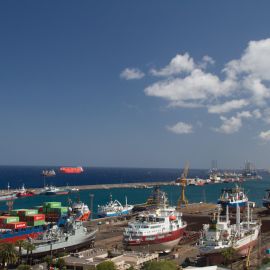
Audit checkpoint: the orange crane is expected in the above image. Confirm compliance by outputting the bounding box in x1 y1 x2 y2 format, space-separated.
176 161 189 208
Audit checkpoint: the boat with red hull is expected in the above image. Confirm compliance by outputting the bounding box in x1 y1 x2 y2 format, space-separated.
60 166 83 174
123 206 187 253
16 184 35 198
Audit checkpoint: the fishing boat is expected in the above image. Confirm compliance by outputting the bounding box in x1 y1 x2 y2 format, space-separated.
21 216 96 256
123 206 187 253
97 195 133 218
60 166 84 174
198 203 260 264
40 185 69 196
41 169 56 177
217 185 248 211
16 184 35 198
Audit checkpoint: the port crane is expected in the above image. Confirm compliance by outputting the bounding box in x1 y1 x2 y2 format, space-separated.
176 161 189 208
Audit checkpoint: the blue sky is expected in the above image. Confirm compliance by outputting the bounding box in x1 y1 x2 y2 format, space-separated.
1 1 270 169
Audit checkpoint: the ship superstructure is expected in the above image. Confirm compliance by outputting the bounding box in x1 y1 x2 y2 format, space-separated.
123 206 187 253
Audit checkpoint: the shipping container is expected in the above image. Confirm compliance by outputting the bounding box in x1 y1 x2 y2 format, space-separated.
43 202 61 208
10 209 26 216
27 220 45 226
18 209 38 216
5 222 27 229
26 214 45 222
0 216 20 224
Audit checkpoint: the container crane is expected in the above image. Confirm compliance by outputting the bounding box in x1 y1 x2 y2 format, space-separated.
176 161 189 208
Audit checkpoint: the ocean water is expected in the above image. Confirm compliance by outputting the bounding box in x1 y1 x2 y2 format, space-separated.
0 166 269 217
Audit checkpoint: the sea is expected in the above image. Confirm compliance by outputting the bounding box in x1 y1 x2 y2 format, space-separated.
0 166 269 218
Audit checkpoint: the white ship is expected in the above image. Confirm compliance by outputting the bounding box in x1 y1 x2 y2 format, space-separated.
123 206 187 253
97 195 133 218
198 202 260 258
21 217 96 256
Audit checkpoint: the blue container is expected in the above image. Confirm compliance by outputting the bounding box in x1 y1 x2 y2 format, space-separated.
265 249 270 254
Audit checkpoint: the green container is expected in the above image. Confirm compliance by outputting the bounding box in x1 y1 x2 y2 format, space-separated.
27 220 45 226
43 202 61 208
10 209 25 216
47 207 68 214
18 209 38 216
0 216 20 224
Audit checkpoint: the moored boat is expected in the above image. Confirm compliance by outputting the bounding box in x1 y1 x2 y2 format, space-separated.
217 185 248 211
97 195 133 218
40 185 69 196
16 184 35 198
198 203 260 264
21 216 96 256
41 169 56 177
123 206 187 253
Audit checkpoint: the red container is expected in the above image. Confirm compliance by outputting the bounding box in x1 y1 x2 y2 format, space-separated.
5 222 27 229
26 214 45 221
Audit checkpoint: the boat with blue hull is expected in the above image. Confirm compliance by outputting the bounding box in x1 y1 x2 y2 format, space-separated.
217 185 249 211
97 195 133 218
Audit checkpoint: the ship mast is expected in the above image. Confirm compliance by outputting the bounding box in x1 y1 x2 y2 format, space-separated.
236 203 240 234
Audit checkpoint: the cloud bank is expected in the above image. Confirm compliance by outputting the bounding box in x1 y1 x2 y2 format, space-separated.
122 38 270 138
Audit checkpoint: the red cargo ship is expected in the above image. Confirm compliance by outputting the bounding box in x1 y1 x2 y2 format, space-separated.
59 166 84 174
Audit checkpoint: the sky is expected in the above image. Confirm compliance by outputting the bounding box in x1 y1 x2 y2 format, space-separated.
1 1 270 169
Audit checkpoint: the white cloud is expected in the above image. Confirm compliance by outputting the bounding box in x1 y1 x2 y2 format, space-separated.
145 69 233 104
124 38 270 139
120 68 144 80
215 111 252 134
215 116 243 134
208 99 249 114
150 53 195 77
167 122 193 134
199 55 215 69
259 130 270 141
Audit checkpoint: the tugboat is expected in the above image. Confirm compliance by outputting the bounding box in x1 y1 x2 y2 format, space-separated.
198 203 260 264
123 206 187 253
217 185 249 211
21 216 96 256
97 195 133 218
16 184 35 198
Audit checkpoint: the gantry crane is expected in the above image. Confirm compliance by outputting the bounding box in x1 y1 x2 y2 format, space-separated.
176 161 189 208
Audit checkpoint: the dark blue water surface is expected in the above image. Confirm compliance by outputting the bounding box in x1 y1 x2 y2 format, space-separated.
0 166 269 216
